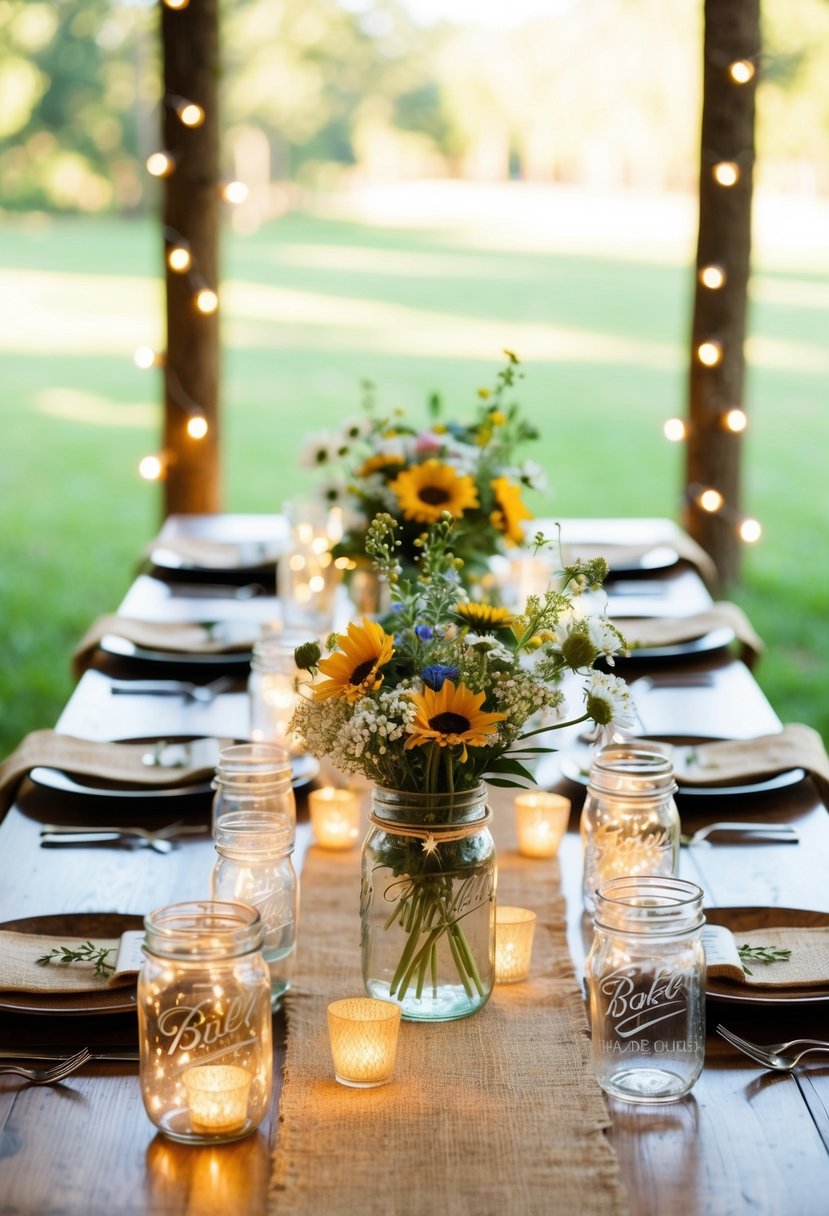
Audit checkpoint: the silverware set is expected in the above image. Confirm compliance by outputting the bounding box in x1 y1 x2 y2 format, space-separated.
109 676 234 703
680 822 799 846
717 1026 829 1071
40 821 207 853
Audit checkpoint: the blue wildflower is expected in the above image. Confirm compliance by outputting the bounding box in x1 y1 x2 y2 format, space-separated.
415 624 434 642
421 663 460 691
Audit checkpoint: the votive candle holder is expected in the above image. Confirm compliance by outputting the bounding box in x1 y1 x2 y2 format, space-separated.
495 907 537 983
309 787 362 850
327 997 402 1087
514 792 570 858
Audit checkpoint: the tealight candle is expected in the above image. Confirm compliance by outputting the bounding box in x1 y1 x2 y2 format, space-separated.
183 1065 253 1135
495 907 537 983
327 997 401 1088
309 787 361 850
514 792 571 858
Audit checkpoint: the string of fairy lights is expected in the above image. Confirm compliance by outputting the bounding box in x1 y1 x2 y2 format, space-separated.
136 18 763 550
663 49 762 546
136 0 247 482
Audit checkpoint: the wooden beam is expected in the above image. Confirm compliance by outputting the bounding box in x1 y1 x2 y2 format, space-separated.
686 0 760 587
160 0 221 515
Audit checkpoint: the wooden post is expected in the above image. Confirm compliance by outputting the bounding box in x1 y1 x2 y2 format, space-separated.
160 0 221 515
685 0 760 587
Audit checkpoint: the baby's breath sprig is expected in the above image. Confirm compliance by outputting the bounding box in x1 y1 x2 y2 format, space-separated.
36 941 115 978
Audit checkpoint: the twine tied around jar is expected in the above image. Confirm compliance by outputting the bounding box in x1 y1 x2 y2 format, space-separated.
368 806 493 856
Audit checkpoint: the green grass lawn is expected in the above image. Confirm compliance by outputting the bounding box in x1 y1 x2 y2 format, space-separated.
1 206 827 758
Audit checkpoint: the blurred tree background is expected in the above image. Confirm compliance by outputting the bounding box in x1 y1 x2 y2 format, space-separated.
2 0 829 216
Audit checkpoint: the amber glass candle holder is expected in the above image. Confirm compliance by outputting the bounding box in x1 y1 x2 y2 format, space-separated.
309 787 361 850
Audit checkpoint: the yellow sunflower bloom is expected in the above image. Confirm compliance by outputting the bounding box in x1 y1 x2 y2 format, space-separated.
314 617 394 702
405 680 506 763
490 476 533 546
391 460 479 525
356 453 405 478
454 603 515 632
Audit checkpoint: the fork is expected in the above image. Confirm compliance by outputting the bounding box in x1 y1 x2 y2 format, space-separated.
716 1025 829 1071
681 822 799 846
40 821 206 853
0 1048 91 1085
110 676 234 703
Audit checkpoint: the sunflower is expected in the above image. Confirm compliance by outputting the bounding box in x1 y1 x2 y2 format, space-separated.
391 460 479 525
489 476 533 546
405 680 506 763
314 617 394 703
356 452 405 478
454 602 515 633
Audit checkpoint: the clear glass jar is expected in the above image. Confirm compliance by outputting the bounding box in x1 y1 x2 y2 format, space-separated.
277 501 341 634
137 900 273 1144
211 742 296 841
580 743 679 913
248 632 310 751
212 812 298 1009
361 784 496 1023
585 875 706 1103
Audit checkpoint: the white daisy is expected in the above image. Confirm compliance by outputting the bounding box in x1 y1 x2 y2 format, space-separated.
298 431 341 470
584 671 636 733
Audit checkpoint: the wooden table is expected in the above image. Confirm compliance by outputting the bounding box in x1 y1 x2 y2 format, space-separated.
1 516 828 1216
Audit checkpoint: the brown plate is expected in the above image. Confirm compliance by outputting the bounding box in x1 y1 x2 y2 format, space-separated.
0 913 142 1017
705 907 829 1005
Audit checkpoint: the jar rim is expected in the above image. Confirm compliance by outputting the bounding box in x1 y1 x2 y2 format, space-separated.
592 876 704 935
143 899 264 958
215 812 294 855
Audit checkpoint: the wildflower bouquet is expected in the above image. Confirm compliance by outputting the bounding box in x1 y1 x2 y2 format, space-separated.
290 514 631 1017
298 352 542 585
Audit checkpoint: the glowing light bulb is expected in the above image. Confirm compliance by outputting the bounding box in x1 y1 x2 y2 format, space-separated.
177 101 204 128
699 264 726 289
221 180 249 205
146 151 175 178
723 408 747 433
729 60 755 84
698 488 724 513
663 418 687 442
713 161 740 187
187 416 208 440
739 517 762 543
139 454 164 481
697 340 723 367
195 288 218 315
167 244 192 273
134 345 161 370
163 0 189 8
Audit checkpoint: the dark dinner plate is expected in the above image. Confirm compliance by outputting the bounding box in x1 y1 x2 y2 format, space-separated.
0 913 143 1017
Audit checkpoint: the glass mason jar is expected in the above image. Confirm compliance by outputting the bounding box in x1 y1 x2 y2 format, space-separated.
211 742 296 841
277 501 341 634
580 743 680 913
585 875 706 1103
248 632 310 752
138 900 273 1145
361 784 496 1023
212 812 298 1009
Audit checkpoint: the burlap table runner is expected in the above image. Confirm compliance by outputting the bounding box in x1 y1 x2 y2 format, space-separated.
620 601 764 667
269 789 627 1216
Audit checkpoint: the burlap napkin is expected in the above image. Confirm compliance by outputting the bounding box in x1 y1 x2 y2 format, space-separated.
0 931 138 993
0 731 232 816
561 532 718 587
670 724 829 806
619 601 764 667
72 614 261 677
145 535 281 570
705 924 829 988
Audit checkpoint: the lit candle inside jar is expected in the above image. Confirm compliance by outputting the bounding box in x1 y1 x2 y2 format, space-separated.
327 997 401 1087
514 792 570 858
183 1065 252 1135
495 907 537 983
309 788 361 850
